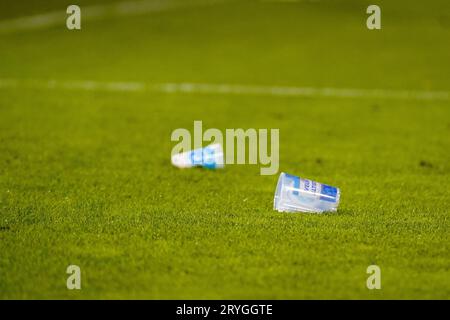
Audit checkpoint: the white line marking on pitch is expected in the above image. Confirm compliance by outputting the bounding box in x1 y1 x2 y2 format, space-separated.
0 78 448 101
0 0 230 34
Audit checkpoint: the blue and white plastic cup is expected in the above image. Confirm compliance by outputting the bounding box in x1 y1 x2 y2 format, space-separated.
171 143 224 169
274 172 340 213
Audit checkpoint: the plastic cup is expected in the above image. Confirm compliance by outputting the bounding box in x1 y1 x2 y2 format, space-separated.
274 172 340 213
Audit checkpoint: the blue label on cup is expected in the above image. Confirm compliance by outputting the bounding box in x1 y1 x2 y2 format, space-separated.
190 147 217 169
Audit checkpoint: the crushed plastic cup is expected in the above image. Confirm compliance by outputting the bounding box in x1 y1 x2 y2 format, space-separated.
171 143 224 169
274 172 340 213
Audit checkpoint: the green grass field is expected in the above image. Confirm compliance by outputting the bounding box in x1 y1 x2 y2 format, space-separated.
0 0 449 299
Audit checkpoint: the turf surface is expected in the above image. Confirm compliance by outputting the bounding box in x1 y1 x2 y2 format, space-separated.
0 0 449 299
